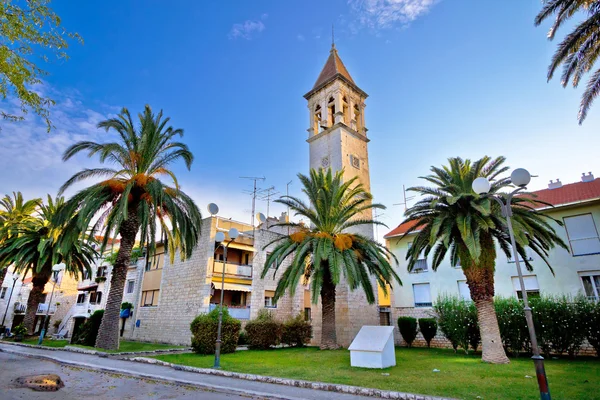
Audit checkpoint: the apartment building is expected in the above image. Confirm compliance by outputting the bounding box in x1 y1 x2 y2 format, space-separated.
384 173 600 346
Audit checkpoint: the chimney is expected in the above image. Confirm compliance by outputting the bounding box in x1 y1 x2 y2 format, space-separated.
279 212 289 223
582 172 594 182
548 179 563 189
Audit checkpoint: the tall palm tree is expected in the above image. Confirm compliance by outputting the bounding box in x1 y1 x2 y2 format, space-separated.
535 0 600 123
262 168 401 349
57 105 202 350
402 156 567 363
0 195 97 333
0 192 41 288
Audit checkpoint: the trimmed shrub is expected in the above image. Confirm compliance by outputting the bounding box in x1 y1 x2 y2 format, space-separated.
495 297 529 356
238 330 248 346
397 317 418 347
190 306 241 355
245 309 283 349
282 313 312 347
74 310 104 347
418 318 437 348
583 299 600 357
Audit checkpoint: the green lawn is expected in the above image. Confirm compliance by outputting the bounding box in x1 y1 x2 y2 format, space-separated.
152 347 599 400
18 338 69 348
71 340 185 353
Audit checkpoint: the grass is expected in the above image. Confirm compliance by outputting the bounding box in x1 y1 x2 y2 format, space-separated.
152 347 599 400
71 340 185 353
1 337 183 353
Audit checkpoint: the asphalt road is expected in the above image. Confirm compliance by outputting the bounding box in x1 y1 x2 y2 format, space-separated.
0 352 256 400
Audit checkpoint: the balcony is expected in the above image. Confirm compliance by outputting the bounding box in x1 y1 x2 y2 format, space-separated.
13 303 26 314
209 303 250 320
213 261 252 278
36 303 57 315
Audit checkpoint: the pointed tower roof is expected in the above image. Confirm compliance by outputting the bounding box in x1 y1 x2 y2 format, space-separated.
304 45 367 99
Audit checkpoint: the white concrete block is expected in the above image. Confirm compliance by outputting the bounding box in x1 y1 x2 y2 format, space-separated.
348 325 396 369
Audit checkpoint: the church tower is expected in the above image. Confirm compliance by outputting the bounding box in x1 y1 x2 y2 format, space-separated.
304 43 379 346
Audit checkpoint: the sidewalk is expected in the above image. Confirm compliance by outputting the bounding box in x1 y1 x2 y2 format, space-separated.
0 343 439 400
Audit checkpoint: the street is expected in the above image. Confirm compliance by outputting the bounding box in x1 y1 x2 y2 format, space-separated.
0 352 254 400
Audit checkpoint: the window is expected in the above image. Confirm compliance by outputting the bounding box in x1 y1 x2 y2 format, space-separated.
89 291 102 304
507 247 533 263
76 293 86 304
146 250 165 271
83 270 90 280
243 253 251 266
264 290 277 308
0 287 7 299
457 280 472 301
413 283 432 307
511 275 540 300
40 293 47 304
580 273 600 301
304 307 311 321
97 266 107 278
141 290 159 307
564 214 600 256
126 280 135 294
350 154 361 170
407 242 428 272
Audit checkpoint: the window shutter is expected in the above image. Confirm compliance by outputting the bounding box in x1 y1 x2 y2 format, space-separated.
511 275 539 291
412 283 431 306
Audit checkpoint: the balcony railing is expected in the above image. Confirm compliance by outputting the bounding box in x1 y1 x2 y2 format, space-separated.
13 303 26 314
213 261 252 278
36 303 57 315
209 303 251 320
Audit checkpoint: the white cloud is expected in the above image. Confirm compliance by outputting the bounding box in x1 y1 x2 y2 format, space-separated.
297 34 305 41
229 17 266 40
348 0 438 30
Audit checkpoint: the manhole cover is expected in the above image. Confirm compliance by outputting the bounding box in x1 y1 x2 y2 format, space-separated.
16 374 64 391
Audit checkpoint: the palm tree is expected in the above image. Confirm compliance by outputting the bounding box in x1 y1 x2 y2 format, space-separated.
402 156 567 363
57 105 202 350
535 1 600 123
0 195 97 333
0 192 41 288
262 168 401 349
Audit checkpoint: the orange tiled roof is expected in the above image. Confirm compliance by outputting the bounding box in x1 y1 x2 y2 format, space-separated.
384 178 600 239
527 178 600 209
22 277 33 285
94 236 120 245
304 46 366 99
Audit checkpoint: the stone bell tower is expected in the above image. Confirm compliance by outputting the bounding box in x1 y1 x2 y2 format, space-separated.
304 43 379 346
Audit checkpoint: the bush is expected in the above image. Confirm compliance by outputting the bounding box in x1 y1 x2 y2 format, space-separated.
495 297 529 356
245 309 282 349
238 330 248 346
12 323 27 336
121 302 134 310
397 317 418 347
418 318 437 348
190 306 241 355
281 313 312 347
74 310 104 346
583 300 600 357
434 295 479 354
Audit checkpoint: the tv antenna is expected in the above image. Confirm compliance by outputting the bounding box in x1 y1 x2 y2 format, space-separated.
240 176 266 236
286 180 293 235
259 186 279 230
393 185 415 211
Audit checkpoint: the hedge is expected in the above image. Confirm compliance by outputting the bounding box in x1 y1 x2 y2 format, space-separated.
190 306 241 355
281 313 312 347
245 309 282 349
433 295 599 358
397 317 418 347
73 310 104 346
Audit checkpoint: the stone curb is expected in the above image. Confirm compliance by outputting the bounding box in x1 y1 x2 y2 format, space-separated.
128 356 453 400
0 345 304 400
0 340 190 357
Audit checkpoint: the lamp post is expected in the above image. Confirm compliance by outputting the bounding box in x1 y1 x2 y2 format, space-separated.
472 169 550 400
1 274 21 334
38 263 66 345
207 203 240 369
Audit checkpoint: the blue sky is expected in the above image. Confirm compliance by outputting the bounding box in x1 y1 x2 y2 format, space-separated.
0 0 599 241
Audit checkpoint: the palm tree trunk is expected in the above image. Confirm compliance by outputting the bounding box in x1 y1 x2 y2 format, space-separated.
0 267 7 289
23 273 50 334
464 265 510 364
320 267 338 350
95 217 139 350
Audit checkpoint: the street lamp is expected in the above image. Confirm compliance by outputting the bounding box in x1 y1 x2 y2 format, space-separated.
37 263 66 345
472 169 550 400
208 203 239 369
1 273 21 335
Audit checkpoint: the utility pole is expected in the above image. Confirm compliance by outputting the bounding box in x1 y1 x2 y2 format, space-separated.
240 176 265 237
